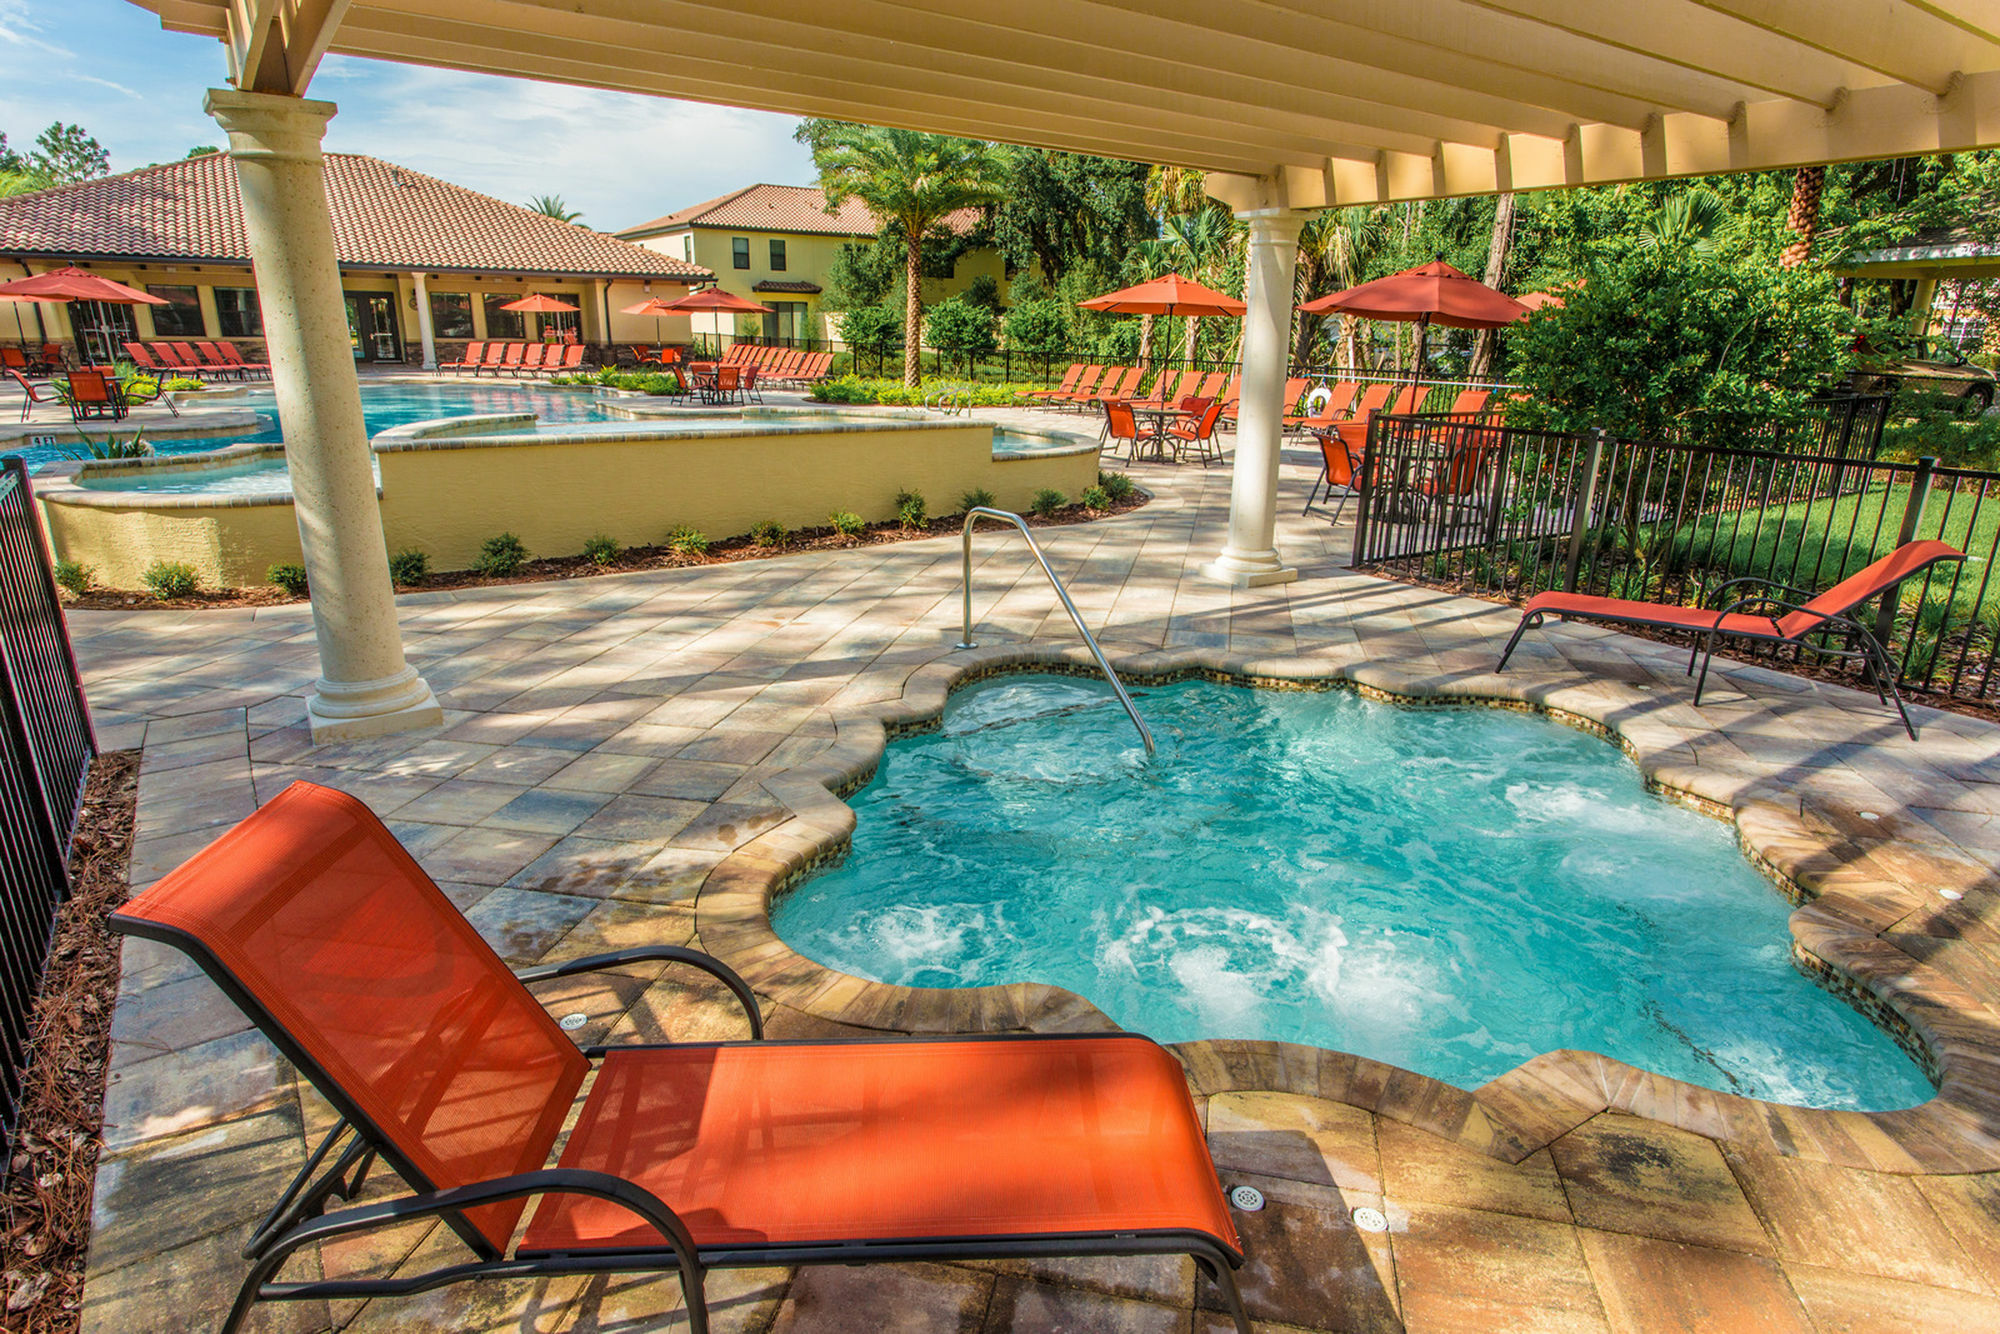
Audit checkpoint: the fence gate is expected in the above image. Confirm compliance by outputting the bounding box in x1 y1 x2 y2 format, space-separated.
0 455 96 1144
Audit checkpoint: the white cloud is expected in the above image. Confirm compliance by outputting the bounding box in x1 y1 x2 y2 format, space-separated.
317 59 817 230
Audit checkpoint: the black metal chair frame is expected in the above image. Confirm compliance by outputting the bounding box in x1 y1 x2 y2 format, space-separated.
1495 559 1966 739
107 919 1254 1334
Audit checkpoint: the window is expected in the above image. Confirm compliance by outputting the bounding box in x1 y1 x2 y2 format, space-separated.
762 301 808 342
732 237 750 270
683 236 693 261
429 292 474 340
482 293 525 340
214 287 263 337
769 239 787 272
148 285 204 337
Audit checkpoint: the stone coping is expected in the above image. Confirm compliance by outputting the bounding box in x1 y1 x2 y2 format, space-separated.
34 441 383 511
691 644 2000 1179
0 406 265 448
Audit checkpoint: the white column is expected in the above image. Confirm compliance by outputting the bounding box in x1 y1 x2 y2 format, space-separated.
207 89 442 743
1204 208 1306 588
410 270 437 369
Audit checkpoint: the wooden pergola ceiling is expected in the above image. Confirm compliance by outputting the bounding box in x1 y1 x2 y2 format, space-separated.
139 0 2000 205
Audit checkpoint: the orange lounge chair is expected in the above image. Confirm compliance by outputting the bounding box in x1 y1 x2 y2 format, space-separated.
1445 388 1492 417
474 343 508 376
1053 365 1107 408
110 782 1249 1334
1018 362 1084 404
149 342 198 376
514 343 549 376
167 341 226 375
1287 380 1359 433
1194 371 1227 401
1496 540 1967 738
122 341 166 374
553 344 586 373
441 341 486 373
195 341 246 380
215 342 271 379
1088 367 1145 409
497 343 528 375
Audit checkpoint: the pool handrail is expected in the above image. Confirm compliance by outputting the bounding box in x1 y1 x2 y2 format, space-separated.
955 506 1154 756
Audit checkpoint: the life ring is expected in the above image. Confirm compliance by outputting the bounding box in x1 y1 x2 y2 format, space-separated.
1304 385 1332 416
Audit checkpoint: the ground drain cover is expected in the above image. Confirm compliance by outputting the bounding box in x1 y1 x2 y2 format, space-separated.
1228 1186 1265 1212
1351 1207 1388 1233
559 1013 589 1031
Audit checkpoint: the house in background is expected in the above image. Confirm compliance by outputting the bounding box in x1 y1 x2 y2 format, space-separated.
616 183 1006 347
0 154 712 366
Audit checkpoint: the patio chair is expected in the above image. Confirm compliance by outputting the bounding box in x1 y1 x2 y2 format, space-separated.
110 782 1249 1334
1041 364 1102 408
1495 539 1967 739
8 369 55 421
195 341 247 380
122 342 166 374
1304 429 1364 520
440 341 486 373
1288 381 1360 434
149 342 200 377
1102 399 1161 460
554 345 586 373
216 342 272 379
1445 388 1492 417
497 343 528 375
1 347 35 379
474 343 509 376
1166 396 1225 465
1194 371 1227 401
65 368 126 422
1017 362 1084 405
169 342 228 375
629 345 663 367
516 343 549 376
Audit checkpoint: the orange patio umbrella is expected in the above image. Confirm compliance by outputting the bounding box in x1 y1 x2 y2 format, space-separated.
500 292 581 341
649 287 775 315
1078 272 1245 317
1516 290 1567 312
621 296 684 342
1299 258 1528 374
0 265 166 362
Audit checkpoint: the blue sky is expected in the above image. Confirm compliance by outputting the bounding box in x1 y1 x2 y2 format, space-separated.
0 0 818 231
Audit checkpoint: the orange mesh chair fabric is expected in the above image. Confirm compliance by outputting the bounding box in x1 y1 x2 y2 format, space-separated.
110 782 587 1254
521 1036 1238 1254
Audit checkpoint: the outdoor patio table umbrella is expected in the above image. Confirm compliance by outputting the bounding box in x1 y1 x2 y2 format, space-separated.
621 297 684 345
649 287 776 354
1298 259 1528 376
500 293 581 342
1080 272 1244 369
0 291 61 351
0 266 167 364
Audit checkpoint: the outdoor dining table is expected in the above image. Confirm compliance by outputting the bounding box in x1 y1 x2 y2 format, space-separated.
1125 401 1200 462
686 361 719 400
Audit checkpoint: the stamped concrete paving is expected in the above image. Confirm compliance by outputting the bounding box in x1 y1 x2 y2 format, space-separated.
74 417 2000 1331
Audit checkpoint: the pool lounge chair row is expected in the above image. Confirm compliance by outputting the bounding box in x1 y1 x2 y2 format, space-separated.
1300 383 1497 521
112 780 1254 1334
719 344 835 385
123 340 270 381
440 341 588 376
1019 364 1241 417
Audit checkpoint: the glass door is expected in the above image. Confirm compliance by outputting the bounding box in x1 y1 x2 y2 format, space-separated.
344 292 402 363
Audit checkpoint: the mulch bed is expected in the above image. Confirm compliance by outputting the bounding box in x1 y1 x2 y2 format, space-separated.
0 751 140 1332
61 495 1150 611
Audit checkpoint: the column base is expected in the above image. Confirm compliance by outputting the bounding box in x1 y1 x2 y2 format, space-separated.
1203 548 1299 588
307 665 443 743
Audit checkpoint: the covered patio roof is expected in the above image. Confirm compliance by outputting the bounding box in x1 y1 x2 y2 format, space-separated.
136 0 2000 204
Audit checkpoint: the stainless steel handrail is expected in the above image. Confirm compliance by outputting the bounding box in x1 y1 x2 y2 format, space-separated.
954 507 1154 755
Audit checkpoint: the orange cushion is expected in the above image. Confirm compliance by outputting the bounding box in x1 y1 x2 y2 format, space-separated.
1523 591 1782 639
521 1035 1238 1254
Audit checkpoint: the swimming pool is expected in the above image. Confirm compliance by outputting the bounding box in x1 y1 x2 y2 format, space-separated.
772 674 1934 1111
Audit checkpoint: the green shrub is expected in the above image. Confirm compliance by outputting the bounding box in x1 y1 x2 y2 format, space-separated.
389 548 430 586
894 489 928 529
837 304 903 359
1098 470 1136 502
828 510 867 537
141 560 200 600
163 377 204 393
1002 297 1069 357
1081 485 1111 511
925 295 999 370
266 562 309 596
960 487 996 513
751 520 788 547
666 525 710 556
582 533 620 566
1030 487 1067 518
808 375 1042 407
51 557 92 596
61 429 149 461
474 532 529 576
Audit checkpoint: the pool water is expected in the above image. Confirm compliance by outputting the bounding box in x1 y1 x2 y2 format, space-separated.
772 675 1934 1111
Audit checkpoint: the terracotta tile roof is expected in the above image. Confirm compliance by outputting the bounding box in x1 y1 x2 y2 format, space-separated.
617 183 982 241
751 279 824 293
0 154 712 282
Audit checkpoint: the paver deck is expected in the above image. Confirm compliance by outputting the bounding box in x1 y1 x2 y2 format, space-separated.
73 413 2000 1331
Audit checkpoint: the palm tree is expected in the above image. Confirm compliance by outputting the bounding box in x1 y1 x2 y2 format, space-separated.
1301 206 1393 370
1126 237 1176 368
806 124 1014 385
529 194 583 225
1637 188 1728 254
1781 166 1827 269
1157 207 1234 364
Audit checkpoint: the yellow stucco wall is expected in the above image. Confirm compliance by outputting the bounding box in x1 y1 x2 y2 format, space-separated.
38 422 1099 588
626 226 1008 346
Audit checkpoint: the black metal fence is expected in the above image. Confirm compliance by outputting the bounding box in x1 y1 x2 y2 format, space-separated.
1350 401 2000 702
0 455 96 1145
